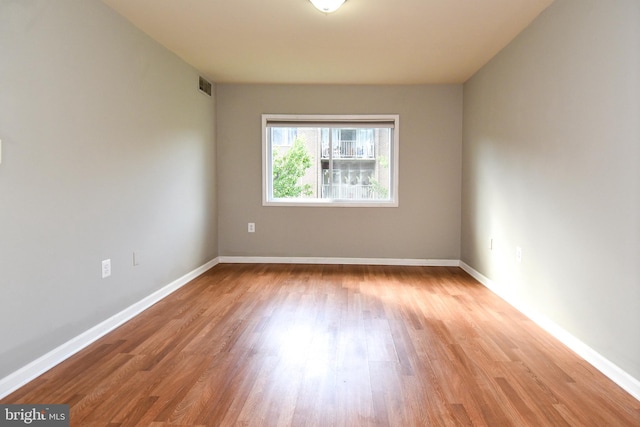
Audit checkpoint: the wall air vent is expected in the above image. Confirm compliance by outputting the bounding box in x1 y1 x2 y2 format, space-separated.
199 76 212 96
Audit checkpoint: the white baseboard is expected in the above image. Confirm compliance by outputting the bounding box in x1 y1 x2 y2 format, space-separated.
459 261 640 402
0 257 220 400
218 256 460 267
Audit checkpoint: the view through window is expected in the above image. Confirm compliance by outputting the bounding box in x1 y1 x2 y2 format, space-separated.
263 115 399 206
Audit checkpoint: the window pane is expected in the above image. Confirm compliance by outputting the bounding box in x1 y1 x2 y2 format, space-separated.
325 127 391 201
372 128 391 200
270 132 318 199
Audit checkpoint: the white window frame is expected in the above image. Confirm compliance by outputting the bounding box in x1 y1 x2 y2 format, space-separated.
262 114 399 207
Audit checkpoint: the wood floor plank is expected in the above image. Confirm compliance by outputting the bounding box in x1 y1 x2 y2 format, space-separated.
2 264 638 426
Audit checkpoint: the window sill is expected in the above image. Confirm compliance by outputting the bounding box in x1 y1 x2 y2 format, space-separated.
263 199 399 208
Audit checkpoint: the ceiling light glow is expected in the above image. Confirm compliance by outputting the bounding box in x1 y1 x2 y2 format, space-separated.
309 0 346 13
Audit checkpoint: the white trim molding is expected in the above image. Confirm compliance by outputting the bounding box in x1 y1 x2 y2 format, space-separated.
459 261 640 402
218 256 460 267
0 257 220 400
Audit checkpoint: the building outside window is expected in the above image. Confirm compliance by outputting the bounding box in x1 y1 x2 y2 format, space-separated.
270 127 297 146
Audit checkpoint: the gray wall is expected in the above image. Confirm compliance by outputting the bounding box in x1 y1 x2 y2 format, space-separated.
0 0 217 378
462 0 640 379
217 84 462 260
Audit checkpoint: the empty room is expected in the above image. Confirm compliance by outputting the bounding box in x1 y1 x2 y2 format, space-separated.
1 0 638 425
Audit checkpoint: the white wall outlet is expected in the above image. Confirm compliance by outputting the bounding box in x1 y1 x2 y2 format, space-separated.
133 251 140 266
102 259 111 278
248 222 255 233
489 238 494 251
516 246 522 263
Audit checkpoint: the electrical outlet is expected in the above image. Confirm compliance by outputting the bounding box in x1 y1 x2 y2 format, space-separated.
248 223 255 233
489 238 493 251
102 259 111 278
133 251 140 266
516 247 522 263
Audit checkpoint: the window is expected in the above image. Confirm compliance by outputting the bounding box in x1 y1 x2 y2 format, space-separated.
262 115 399 207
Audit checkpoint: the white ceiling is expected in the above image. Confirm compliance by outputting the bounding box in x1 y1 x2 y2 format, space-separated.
101 0 553 85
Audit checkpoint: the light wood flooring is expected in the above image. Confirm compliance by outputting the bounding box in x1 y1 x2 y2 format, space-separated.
3 264 639 426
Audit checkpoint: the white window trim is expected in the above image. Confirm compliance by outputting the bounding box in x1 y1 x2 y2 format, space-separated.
262 114 399 207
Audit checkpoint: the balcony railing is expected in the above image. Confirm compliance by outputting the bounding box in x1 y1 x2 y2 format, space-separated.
322 140 374 159
321 184 380 200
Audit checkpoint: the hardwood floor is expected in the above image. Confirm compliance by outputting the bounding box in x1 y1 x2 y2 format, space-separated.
3 264 639 426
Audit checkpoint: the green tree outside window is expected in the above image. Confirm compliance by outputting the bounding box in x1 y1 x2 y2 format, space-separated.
272 138 313 198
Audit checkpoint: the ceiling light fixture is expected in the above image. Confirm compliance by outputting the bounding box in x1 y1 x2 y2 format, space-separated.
309 0 346 13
